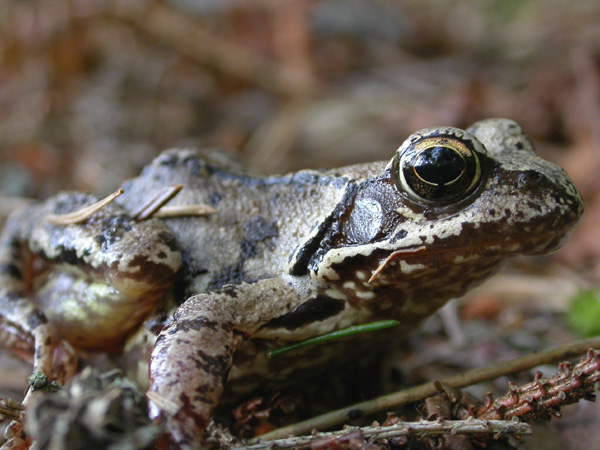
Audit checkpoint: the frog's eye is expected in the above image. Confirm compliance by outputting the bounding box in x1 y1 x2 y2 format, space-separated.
397 133 483 204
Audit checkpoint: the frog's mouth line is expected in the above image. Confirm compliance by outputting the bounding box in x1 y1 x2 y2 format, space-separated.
368 232 570 283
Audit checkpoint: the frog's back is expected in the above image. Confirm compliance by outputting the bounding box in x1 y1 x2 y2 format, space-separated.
116 149 356 296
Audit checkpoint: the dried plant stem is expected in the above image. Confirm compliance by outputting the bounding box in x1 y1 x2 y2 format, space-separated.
132 184 184 221
46 189 124 225
242 420 530 450
0 397 25 422
151 204 217 218
477 349 600 421
255 337 600 441
130 182 216 220
109 1 320 97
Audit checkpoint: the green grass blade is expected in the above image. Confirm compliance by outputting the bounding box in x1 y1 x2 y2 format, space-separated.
268 319 400 358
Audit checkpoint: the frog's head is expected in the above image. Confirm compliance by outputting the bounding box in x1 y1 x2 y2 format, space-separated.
307 119 583 309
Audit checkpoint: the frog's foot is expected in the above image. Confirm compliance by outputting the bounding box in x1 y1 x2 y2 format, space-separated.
0 430 30 450
0 398 29 450
0 230 77 386
0 329 76 450
31 325 77 386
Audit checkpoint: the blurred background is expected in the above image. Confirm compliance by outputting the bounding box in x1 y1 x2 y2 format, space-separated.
1 1 600 448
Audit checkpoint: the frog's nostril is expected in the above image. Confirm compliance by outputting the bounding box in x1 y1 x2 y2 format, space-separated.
517 170 545 188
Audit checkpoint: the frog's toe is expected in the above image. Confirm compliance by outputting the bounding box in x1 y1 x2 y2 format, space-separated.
0 423 30 450
32 325 77 386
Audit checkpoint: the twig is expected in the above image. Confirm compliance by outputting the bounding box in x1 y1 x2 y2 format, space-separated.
368 247 426 283
0 397 25 422
131 184 184 221
146 390 181 417
243 98 311 172
241 420 531 450
108 0 320 98
130 182 216 221
465 272 586 312
477 349 600 421
46 189 124 225
255 337 600 441
151 204 217 218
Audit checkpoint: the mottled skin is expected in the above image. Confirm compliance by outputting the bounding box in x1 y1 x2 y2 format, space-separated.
0 120 583 449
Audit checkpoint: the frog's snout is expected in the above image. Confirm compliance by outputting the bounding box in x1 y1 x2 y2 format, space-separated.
514 165 584 255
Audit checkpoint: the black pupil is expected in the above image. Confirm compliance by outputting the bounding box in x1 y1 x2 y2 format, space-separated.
414 146 465 185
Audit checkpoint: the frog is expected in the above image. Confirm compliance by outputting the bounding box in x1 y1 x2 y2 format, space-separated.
0 119 584 449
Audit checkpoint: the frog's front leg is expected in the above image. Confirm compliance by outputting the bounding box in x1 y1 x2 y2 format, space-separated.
0 224 79 448
0 230 77 385
1 192 181 412
149 278 304 449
